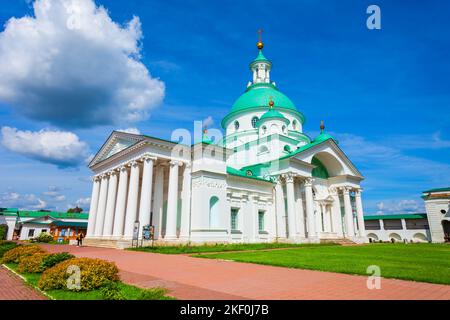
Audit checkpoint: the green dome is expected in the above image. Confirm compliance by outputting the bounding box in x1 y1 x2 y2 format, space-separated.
314 131 337 144
257 108 290 127
251 50 270 64
231 83 297 114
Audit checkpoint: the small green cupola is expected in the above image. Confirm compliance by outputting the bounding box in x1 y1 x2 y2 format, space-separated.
314 121 338 144
202 128 213 144
256 97 290 127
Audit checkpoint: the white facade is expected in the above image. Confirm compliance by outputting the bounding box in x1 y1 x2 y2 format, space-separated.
86 44 369 248
364 215 431 243
422 188 450 243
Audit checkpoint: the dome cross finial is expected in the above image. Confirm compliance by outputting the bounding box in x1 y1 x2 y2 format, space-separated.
320 120 325 133
269 96 274 108
257 28 264 50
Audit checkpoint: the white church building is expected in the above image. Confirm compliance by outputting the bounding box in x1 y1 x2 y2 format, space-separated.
85 39 368 248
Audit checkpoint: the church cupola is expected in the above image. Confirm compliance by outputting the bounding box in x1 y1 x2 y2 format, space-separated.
257 97 290 137
314 121 338 144
249 30 272 85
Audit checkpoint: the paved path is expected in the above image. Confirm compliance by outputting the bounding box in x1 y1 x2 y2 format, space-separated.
40 244 450 300
0 266 47 300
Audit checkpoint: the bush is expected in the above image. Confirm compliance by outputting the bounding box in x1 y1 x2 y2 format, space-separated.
0 224 8 240
100 281 125 300
36 232 54 243
0 241 18 258
2 245 47 263
138 287 170 300
41 252 75 270
38 257 119 291
17 253 49 273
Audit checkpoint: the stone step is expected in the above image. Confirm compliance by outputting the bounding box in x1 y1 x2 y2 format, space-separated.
320 238 357 245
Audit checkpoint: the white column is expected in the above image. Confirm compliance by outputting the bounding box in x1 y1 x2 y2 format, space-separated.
295 182 306 238
274 177 287 239
94 174 109 237
343 187 355 238
86 176 101 237
304 178 316 239
315 203 322 233
322 204 330 232
330 187 344 237
165 160 181 240
152 164 165 239
180 163 192 240
112 166 128 238
103 171 118 238
284 173 297 239
123 161 141 239
138 156 156 228
355 189 366 238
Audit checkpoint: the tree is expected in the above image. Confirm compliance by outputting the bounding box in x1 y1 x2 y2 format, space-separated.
67 206 83 213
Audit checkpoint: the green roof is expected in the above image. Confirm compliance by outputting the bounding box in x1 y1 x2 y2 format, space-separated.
364 213 427 220
422 187 450 193
53 221 88 228
251 50 270 64
257 108 290 126
222 83 304 128
227 166 273 183
1 209 88 220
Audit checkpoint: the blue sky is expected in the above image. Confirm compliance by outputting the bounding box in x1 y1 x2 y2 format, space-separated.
0 0 449 214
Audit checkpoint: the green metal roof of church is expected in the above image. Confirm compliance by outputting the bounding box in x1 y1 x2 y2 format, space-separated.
364 213 427 220
422 187 450 193
0 208 88 219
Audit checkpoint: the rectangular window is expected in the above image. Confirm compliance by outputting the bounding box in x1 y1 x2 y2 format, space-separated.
258 211 265 231
28 229 35 237
41 229 47 234
231 209 239 230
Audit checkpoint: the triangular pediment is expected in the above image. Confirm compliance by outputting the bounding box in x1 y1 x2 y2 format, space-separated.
291 139 363 178
89 131 145 167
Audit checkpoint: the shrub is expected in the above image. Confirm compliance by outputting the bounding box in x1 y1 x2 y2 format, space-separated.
138 287 171 300
41 252 75 270
2 245 46 263
36 232 54 243
100 281 125 300
17 253 49 273
0 224 8 240
38 257 119 291
0 241 18 258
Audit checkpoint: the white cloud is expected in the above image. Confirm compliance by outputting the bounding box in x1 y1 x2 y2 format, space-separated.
1 126 90 168
0 0 165 128
117 127 141 135
375 199 425 215
202 116 214 128
0 191 47 210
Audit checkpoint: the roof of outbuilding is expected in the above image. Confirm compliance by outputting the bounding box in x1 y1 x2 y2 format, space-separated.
364 213 427 220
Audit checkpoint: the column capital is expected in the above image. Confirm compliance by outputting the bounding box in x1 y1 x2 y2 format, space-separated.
303 177 314 187
341 186 352 194
141 155 157 163
118 165 128 173
107 170 118 177
329 186 339 196
282 173 296 184
92 175 102 182
100 173 109 180
354 188 363 195
127 160 140 168
169 160 184 167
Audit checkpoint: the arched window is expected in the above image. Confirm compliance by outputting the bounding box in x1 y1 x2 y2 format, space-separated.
251 116 259 128
292 120 297 130
234 121 239 130
209 196 220 228
282 125 287 133
261 125 267 134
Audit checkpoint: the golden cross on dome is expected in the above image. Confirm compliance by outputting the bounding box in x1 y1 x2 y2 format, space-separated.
320 120 325 132
257 29 264 50
269 96 274 108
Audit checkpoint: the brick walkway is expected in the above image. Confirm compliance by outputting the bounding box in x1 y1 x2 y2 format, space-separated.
0 266 47 300
40 244 450 300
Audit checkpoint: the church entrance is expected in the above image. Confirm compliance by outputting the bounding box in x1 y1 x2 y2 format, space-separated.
442 220 450 242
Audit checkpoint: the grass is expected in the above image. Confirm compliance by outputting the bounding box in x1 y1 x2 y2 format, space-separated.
129 242 338 254
193 243 450 285
4 263 174 300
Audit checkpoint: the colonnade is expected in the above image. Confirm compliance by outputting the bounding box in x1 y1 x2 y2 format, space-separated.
274 173 366 241
86 155 190 241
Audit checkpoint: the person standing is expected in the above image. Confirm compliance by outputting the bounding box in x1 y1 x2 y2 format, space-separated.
76 232 84 247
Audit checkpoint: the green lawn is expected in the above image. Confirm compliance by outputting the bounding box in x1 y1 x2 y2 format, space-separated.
129 242 338 254
4 263 174 300
193 243 450 285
